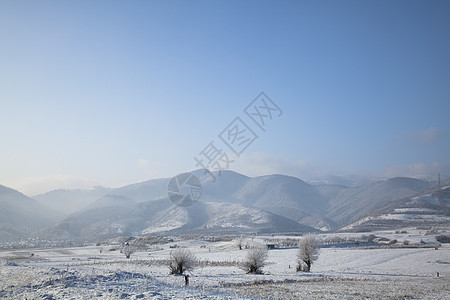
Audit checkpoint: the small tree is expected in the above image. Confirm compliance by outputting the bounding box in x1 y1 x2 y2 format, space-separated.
297 235 319 272
169 249 196 275
241 244 268 274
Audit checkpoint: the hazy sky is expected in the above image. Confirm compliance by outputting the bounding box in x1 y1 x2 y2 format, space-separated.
1 0 449 195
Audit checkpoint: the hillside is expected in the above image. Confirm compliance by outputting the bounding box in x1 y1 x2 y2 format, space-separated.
326 177 431 226
34 186 110 215
0 185 60 242
2 171 446 244
341 184 450 232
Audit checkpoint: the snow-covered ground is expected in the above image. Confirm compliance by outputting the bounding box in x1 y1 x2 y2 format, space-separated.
1 232 449 299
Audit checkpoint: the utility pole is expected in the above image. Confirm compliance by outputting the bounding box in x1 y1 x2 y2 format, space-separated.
438 173 441 188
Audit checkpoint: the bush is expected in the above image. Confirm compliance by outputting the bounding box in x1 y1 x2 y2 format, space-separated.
169 249 196 275
241 244 268 274
435 235 450 243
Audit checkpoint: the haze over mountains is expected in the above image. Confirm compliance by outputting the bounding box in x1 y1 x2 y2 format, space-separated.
1 170 449 244
0 185 59 242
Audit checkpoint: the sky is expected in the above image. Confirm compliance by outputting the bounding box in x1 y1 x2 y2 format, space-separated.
1 0 449 196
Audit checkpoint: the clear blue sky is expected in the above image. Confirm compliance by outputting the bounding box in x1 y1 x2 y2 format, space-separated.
1 0 449 195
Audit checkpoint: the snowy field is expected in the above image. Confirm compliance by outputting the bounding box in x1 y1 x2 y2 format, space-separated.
1 231 449 299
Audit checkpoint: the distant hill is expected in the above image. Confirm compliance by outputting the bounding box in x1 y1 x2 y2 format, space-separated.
341 184 450 232
143 201 318 235
35 198 171 242
2 171 446 244
326 177 431 226
34 186 110 215
111 178 170 203
229 174 333 229
0 185 60 242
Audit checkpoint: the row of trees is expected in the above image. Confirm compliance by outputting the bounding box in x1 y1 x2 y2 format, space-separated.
166 235 320 275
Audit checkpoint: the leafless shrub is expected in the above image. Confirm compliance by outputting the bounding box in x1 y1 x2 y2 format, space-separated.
241 244 268 274
297 235 319 272
169 249 196 275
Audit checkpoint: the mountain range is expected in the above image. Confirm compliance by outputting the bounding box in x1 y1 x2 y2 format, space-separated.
1 170 448 244
0 185 59 242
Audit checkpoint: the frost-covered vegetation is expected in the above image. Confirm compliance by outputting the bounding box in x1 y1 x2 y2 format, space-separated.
240 243 268 274
297 235 319 272
169 248 196 275
0 230 449 299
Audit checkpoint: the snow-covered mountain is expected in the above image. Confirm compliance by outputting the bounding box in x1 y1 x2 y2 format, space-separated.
325 177 432 226
342 184 450 232
0 185 60 242
1 171 446 243
142 201 318 235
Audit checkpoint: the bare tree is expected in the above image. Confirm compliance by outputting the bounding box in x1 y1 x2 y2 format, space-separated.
297 235 319 272
241 244 268 274
169 249 196 275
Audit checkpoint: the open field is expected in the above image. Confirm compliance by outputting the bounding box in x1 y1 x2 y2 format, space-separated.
1 232 449 299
